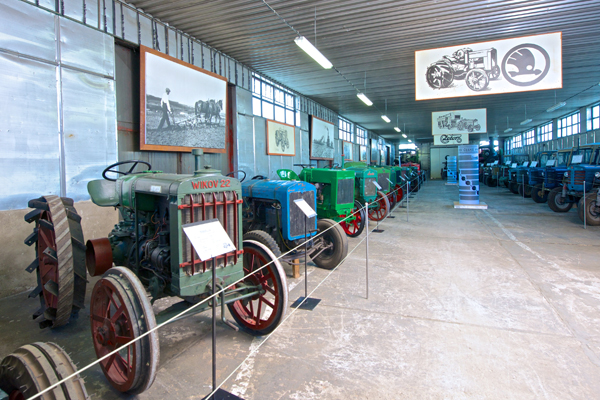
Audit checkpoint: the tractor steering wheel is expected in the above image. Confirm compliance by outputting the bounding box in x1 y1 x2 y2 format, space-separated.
102 160 152 181
331 163 340 169
251 175 268 180
293 163 316 169
226 170 247 182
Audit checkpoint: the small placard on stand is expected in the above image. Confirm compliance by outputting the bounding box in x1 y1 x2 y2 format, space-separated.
182 219 235 261
203 389 245 400
373 181 382 190
291 198 321 311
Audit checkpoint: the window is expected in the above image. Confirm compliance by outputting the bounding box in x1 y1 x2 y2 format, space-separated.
524 129 534 145
252 73 299 126
537 122 552 142
587 104 600 131
356 126 367 146
557 112 580 138
338 117 353 142
399 143 416 150
512 134 522 149
480 140 499 151
504 140 511 155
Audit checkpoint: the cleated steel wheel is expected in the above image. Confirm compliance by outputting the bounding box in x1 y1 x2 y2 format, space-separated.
368 191 390 221
0 342 89 400
340 200 366 237
228 240 288 335
90 267 160 394
24 196 86 329
578 193 600 226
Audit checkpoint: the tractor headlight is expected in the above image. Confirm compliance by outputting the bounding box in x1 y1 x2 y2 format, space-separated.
541 171 545 176
595 172 600 179
564 171 569 178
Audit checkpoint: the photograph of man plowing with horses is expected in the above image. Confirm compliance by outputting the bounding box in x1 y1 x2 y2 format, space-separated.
141 46 227 152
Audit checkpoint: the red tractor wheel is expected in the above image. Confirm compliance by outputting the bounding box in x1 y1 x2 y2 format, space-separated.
368 191 390 221
90 267 160 394
340 200 366 237
228 240 288 335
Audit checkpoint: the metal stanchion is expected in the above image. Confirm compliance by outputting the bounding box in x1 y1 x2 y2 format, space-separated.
365 202 369 300
406 181 409 222
291 213 321 310
584 181 587 230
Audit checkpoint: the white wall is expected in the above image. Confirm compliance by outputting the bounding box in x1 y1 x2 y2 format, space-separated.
430 147 459 179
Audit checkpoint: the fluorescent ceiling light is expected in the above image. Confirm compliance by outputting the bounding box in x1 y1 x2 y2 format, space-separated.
504 128 513 133
381 115 391 123
394 127 401 132
546 101 566 112
294 36 333 69
520 118 532 125
357 93 373 106
408 139 412 142
402 134 407 138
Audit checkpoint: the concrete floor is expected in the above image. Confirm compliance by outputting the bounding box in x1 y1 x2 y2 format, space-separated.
1 180 599 399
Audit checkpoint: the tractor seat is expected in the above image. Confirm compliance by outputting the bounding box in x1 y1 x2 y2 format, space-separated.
87 179 119 207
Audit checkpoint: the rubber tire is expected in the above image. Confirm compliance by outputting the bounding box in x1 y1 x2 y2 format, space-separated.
311 219 348 270
488 177 498 187
243 230 282 259
509 181 519 194
518 184 531 198
548 187 573 213
578 193 600 226
531 184 548 203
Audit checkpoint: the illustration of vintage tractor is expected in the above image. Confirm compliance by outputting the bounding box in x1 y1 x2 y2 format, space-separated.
275 128 289 152
23 150 289 394
241 175 348 269
457 118 481 132
277 165 366 237
426 47 500 91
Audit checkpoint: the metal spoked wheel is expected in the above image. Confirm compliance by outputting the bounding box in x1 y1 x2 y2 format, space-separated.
0 342 89 400
24 196 86 329
426 63 454 89
311 219 348 270
578 193 600 225
90 267 160 394
368 191 390 221
228 240 288 335
340 200 366 237
465 68 489 91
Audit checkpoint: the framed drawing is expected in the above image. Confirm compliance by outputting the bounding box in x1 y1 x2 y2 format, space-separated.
342 141 353 161
310 116 335 160
140 45 228 152
370 139 379 164
266 120 296 156
360 145 367 161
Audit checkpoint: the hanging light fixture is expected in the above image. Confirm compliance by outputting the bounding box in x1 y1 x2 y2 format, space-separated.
294 36 333 69
402 123 407 138
357 72 373 106
520 104 531 125
504 116 512 133
546 101 566 112
381 99 390 123
394 114 401 132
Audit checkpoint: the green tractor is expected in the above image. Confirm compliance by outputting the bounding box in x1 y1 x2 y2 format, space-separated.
277 164 367 237
26 150 289 394
344 162 390 221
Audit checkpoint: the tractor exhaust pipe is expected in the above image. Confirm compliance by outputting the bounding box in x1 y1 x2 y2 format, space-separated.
193 149 204 175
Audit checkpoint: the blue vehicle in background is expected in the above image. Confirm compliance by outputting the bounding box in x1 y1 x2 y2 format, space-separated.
531 148 573 203
517 151 556 197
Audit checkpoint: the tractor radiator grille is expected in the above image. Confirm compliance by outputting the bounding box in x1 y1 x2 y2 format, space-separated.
289 191 316 238
377 173 390 192
179 191 242 275
530 170 543 181
337 179 354 205
574 170 586 185
364 178 377 197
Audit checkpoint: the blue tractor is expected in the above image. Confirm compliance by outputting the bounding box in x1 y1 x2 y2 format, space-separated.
548 144 600 214
241 177 348 270
531 148 573 203
518 151 556 197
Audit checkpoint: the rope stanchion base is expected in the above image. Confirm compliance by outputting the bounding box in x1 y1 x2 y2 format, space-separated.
372 228 385 233
202 388 245 400
291 296 321 310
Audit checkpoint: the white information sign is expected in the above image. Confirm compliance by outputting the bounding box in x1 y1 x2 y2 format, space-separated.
373 181 382 190
493 160 499 165
530 161 538 167
386 178 394 185
182 219 236 262
505 161 511 165
415 32 562 100
511 163 517 168
546 160 556 167
572 154 583 164
432 108 487 135
522 162 529 167
433 133 469 146
293 198 317 218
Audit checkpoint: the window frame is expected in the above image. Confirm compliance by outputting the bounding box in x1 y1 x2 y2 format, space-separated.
356 126 367 146
537 121 552 143
338 116 353 142
557 111 580 138
587 103 600 131
524 129 534 146
252 73 300 127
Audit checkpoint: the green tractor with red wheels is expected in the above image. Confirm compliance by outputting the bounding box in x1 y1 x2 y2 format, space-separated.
343 162 390 221
277 164 367 237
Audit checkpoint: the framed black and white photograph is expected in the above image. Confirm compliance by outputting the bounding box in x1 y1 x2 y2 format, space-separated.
140 46 228 152
310 116 335 160
415 32 562 101
432 108 487 135
370 139 379 164
343 141 353 161
360 145 367 162
266 120 295 156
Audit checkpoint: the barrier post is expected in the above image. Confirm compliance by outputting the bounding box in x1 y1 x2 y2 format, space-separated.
406 181 409 222
365 202 369 299
584 181 587 230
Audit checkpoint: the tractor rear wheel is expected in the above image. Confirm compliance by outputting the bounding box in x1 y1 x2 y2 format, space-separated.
578 194 600 225
531 184 548 203
228 240 288 335
368 191 390 221
0 342 89 400
311 219 348 270
24 196 87 329
243 230 282 259
426 63 454 89
90 267 160 394
488 177 498 187
340 200 366 237
548 187 573 213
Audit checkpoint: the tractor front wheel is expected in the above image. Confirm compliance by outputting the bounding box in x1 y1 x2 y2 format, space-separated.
548 187 573 213
311 219 348 270
465 68 489 91
531 184 548 203
368 191 390 221
518 183 532 198
578 194 600 225
509 181 519 194
340 200 366 237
